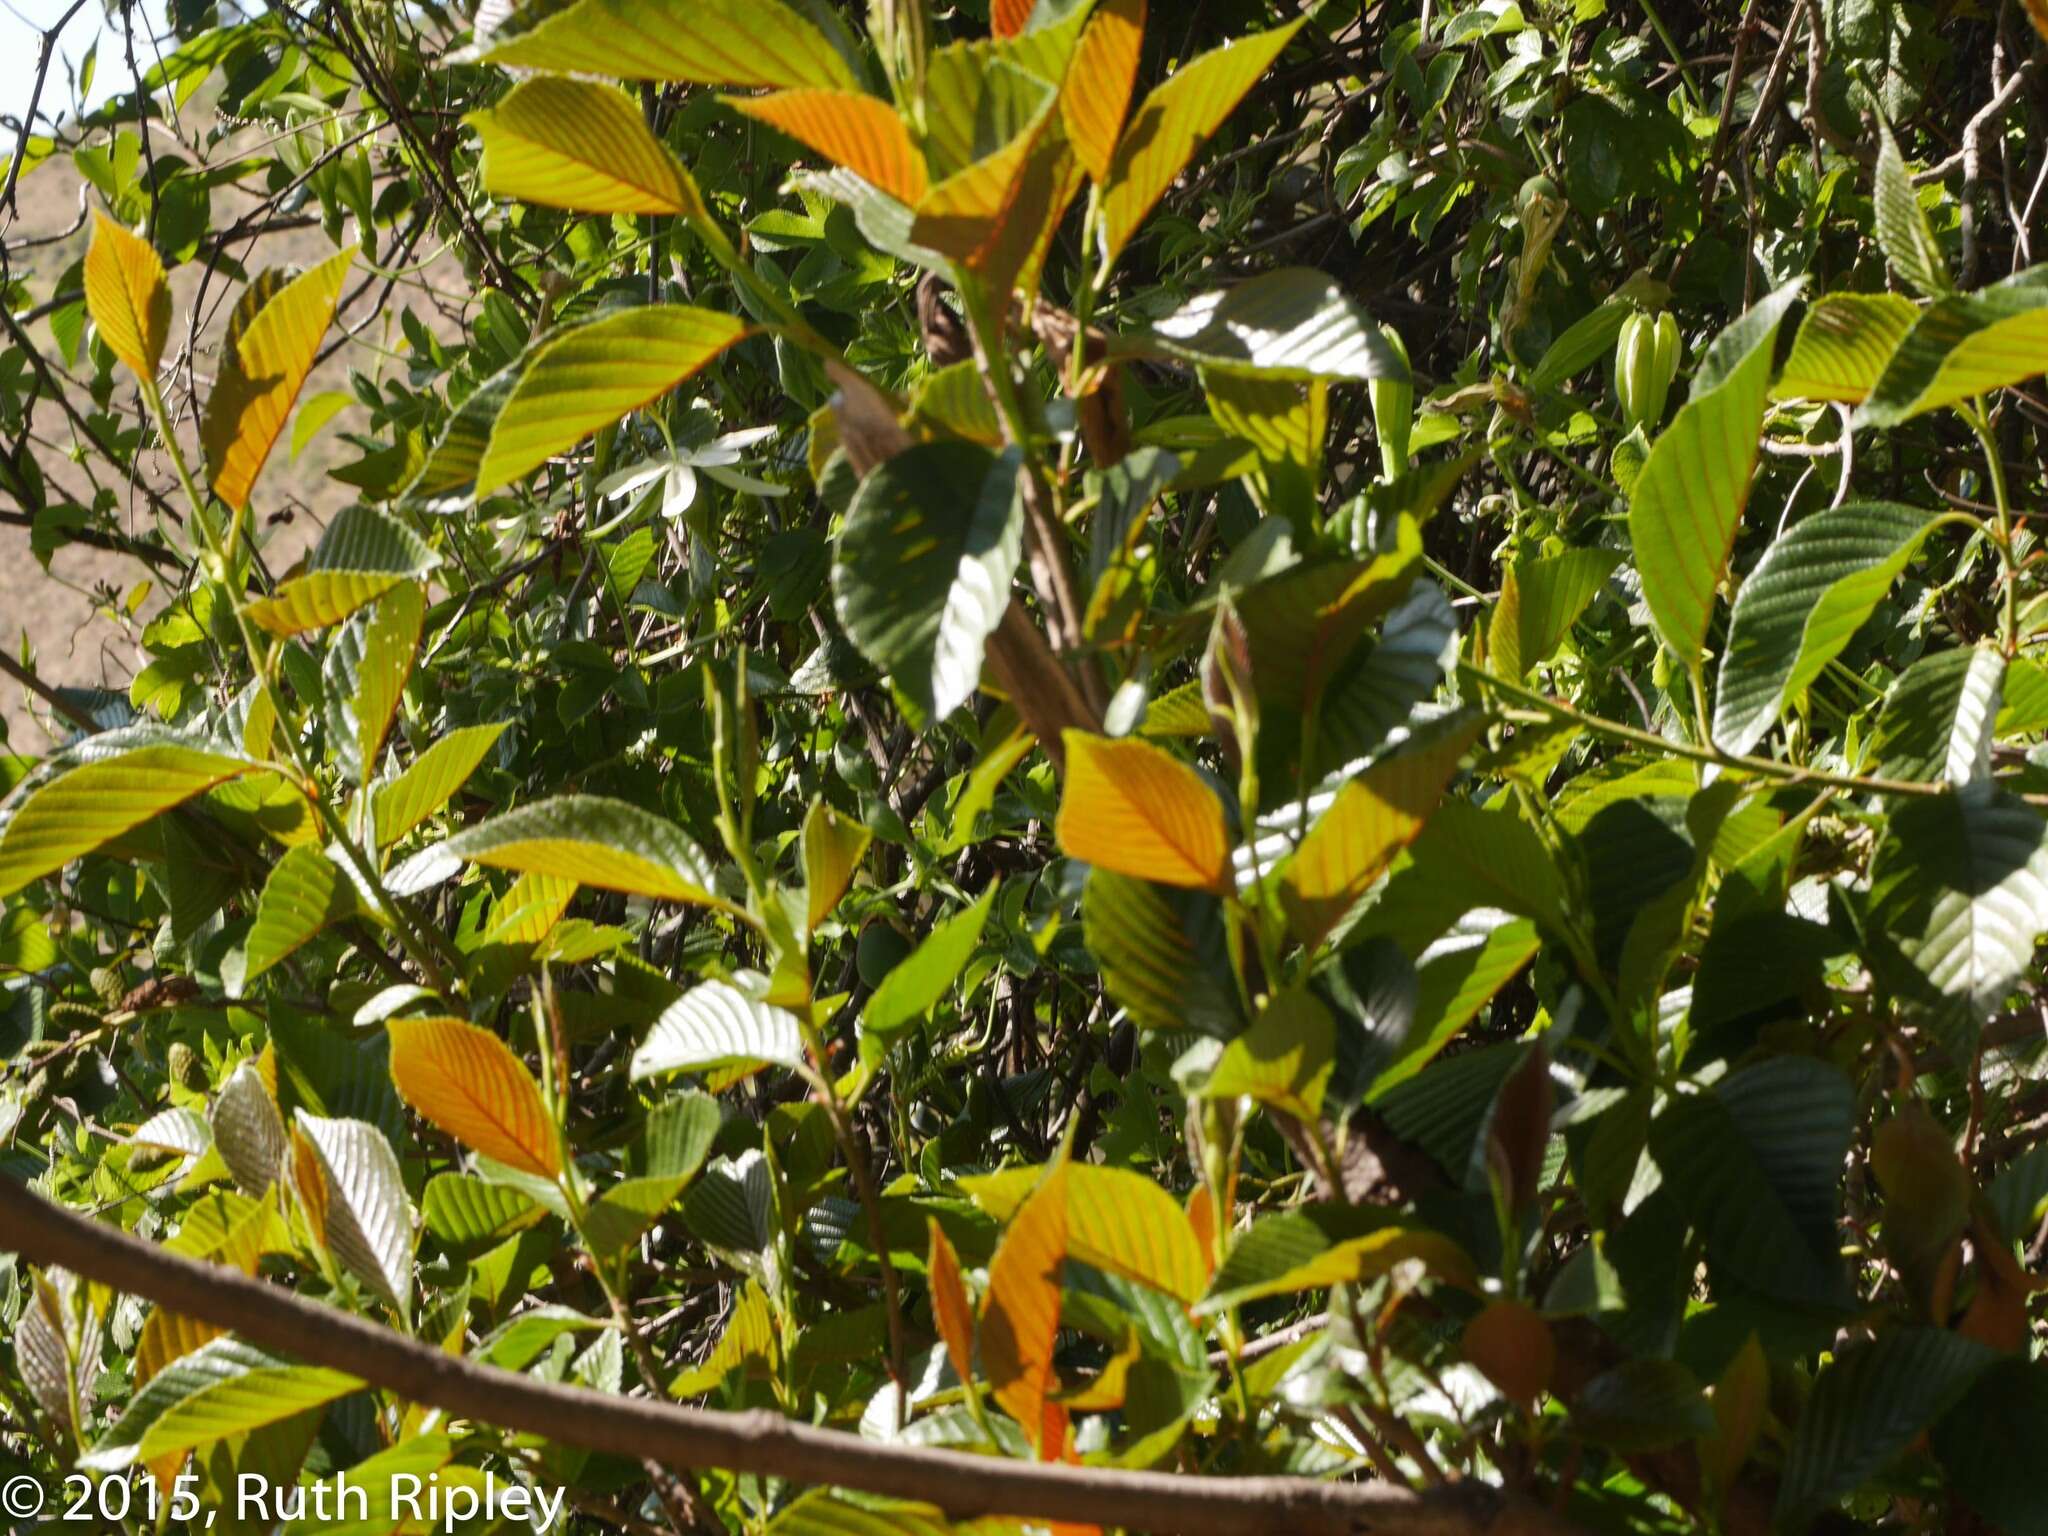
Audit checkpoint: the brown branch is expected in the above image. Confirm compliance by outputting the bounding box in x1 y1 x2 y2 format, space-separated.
0 1173 1582 1536
0 645 99 732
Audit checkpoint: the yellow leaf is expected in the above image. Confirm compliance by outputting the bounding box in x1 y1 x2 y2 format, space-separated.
1063 0 1145 182
84 212 169 382
203 247 356 512
477 0 860 93
960 1162 1207 1304
927 1219 976 1391
1055 730 1229 893
387 1016 562 1179
802 799 871 933
1280 721 1479 948
980 1162 1067 1441
1099 20 1302 270
728 89 928 204
470 77 705 217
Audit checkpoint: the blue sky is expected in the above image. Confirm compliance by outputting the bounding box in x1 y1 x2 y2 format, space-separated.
1 0 173 126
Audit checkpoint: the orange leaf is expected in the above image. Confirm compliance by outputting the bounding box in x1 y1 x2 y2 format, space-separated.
1055 730 1229 892
980 1162 1069 1442
992 0 1035 39
1186 1183 1217 1281
728 90 927 204
84 212 170 382
1063 0 1145 182
387 1016 562 1178
1461 1299 1554 1407
203 247 356 511
927 1218 976 1390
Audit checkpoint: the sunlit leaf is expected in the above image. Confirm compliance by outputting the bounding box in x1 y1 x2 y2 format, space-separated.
243 506 439 637
387 1016 562 1178
979 1162 1068 1437
83 211 169 382
961 1161 1205 1303
1627 280 1802 671
0 730 257 899
203 247 356 512
1858 276 2048 426
373 722 510 849
81 1338 359 1470
294 1111 414 1318
801 799 871 932
863 884 997 1041
478 0 859 90
1056 732 1229 893
469 77 705 216
242 845 361 985
1772 293 1920 404
631 980 808 1078
1098 20 1302 269
437 795 732 911
728 90 928 204
1064 0 1145 181
474 306 752 496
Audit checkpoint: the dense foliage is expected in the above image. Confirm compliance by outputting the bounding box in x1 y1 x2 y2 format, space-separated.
4 0 2048 1531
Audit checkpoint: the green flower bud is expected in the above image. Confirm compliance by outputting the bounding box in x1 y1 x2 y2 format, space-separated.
1370 324 1413 481
1615 311 1681 430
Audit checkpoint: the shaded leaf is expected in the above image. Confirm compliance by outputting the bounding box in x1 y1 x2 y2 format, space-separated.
864 884 997 1041
832 441 1025 721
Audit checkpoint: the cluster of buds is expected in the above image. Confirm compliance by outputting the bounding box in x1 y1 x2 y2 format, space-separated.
1615 310 1681 431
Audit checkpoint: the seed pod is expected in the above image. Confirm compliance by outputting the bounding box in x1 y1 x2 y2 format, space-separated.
1615 311 1681 430
1370 324 1413 481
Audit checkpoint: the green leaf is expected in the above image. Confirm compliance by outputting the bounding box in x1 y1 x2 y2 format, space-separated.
469 77 705 216
1368 912 1542 1096
1572 1360 1716 1453
1487 546 1620 683
1933 1360 2048 1536
1376 1039 1534 1191
243 506 439 637
294 1111 413 1318
1202 987 1335 1120
1359 798 1568 951
407 361 522 502
474 306 752 497
1626 280 1803 670
801 799 871 932
476 0 859 90
0 729 256 899
1711 502 1936 758
1872 645 2005 789
1201 1204 1476 1311
1874 123 1951 297
421 1173 543 1251
1858 275 2048 426
961 1161 1208 1304
373 722 509 848
632 980 807 1078
832 441 1025 721
863 883 998 1041
1118 268 1410 381
324 582 424 786
1649 1056 1854 1308
242 845 361 986
1778 1329 2000 1524
1099 20 1304 269
1866 790 2048 1053
203 248 356 512
81 1338 359 1470
1772 293 1920 404
1528 296 1632 393
436 795 732 910
1082 869 1242 1037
